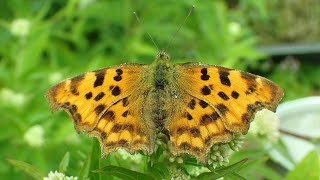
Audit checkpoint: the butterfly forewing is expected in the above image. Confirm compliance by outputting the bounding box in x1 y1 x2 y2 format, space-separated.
46 64 155 154
174 63 283 134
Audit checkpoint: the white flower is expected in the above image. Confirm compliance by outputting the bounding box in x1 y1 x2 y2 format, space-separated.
208 143 231 168
250 109 280 143
43 171 78 180
228 22 241 35
0 88 27 108
116 149 143 164
208 134 244 169
24 125 45 147
10 18 31 37
49 72 63 84
228 133 244 151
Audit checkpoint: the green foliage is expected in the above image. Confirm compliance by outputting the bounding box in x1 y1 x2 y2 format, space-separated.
197 158 247 179
7 159 43 180
0 0 319 179
285 150 320 180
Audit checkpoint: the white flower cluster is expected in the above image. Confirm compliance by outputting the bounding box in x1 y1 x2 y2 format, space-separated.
23 125 45 147
228 22 241 36
229 133 245 151
249 109 280 143
10 18 31 37
208 134 244 169
116 149 143 164
43 171 78 180
0 88 28 108
208 143 231 168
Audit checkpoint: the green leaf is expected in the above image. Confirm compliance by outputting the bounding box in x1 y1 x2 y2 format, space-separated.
198 158 248 180
7 159 43 180
225 172 248 180
147 163 170 180
237 156 269 171
89 138 101 180
285 150 320 180
93 165 155 180
58 152 70 173
236 156 282 180
79 139 101 180
79 151 91 180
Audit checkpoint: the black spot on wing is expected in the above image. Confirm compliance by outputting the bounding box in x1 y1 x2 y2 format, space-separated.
102 110 115 121
184 112 193 120
122 97 129 107
94 92 105 101
188 99 196 109
215 104 228 115
177 127 187 135
111 86 121 96
95 104 105 115
70 105 77 114
218 91 229 100
71 88 79 95
241 72 257 95
73 113 82 122
123 124 134 133
113 69 123 82
94 70 105 87
85 92 92 99
101 132 107 139
70 75 84 95
190 128 201 137
199 100 208 108
118 139 129 146
231 91 239 99
219 70 231 86
200 68 210 81
111 124 122 133
122 110 129 117
201 86 211 95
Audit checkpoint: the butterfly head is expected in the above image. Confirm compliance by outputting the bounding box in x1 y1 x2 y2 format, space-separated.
156 49 170 62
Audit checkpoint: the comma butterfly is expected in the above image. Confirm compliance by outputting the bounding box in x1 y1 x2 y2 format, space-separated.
46 49 283 163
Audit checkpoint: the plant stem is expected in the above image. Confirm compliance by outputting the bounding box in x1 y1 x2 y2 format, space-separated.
279 128 320 144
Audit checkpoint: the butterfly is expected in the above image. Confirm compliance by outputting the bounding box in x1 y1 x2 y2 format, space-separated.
46 49 283 163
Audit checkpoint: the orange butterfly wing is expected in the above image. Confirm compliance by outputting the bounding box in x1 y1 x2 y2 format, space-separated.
164 63 283 163
174 63 283 134
167 94 233 162
46 64 155 154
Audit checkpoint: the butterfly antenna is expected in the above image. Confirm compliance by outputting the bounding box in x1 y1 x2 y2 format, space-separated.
165 5 195 51
133 12 159 51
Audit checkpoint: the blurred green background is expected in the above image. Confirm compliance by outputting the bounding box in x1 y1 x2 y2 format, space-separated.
0 0 319 179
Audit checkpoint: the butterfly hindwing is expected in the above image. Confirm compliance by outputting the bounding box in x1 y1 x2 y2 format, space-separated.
46 64 155 154
174 63 283 134
89 93 155 155
166 95 233 162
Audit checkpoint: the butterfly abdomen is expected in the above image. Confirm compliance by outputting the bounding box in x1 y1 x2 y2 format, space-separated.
142 61 174 130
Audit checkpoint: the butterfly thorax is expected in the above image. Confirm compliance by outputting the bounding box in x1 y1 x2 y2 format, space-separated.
143 50 175 130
